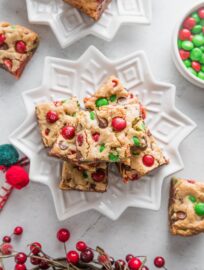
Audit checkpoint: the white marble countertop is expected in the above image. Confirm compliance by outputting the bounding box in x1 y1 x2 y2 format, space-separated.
0 0 204 269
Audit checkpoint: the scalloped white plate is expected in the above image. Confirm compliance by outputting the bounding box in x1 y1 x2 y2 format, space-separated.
26 0 152 48
10 46 196 221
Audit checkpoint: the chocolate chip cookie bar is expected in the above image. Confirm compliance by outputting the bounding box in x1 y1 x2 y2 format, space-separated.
75 104 148 162
36 98 79 148
118 132 168 182
169 177 204 236
63 0 112 21
60 161 108 192
84 76 141 111
0 22 39 78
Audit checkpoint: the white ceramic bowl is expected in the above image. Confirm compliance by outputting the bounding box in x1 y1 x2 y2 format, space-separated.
172 1 204 88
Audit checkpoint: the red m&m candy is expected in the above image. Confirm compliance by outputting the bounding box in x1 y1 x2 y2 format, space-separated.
112 117 127 132
179 29 191 40
183 17 196 30
142 155 155 167
179 50 190 60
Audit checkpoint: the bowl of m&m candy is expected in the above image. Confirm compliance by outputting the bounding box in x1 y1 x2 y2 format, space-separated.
172 2 204 88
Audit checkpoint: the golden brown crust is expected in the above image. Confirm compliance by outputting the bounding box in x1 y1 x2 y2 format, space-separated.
63 0 112 21
169 177 204 236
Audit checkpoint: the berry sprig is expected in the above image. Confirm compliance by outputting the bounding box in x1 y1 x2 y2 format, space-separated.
0 227 168 270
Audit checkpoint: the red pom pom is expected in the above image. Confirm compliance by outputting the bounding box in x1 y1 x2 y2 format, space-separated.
5 166 29 190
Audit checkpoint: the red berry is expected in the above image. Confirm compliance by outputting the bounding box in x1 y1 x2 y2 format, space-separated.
115 260 126 270
30 257 41 265
76 241 87 251
142 155 154 167
128 258 142 270
0 243 13 255
77 134 84 146
179 49 190 60
112 117 127 132
154 256 165 268
61 126 76 140
14 264 26 270
179 28 191 40
192 61 201 72
14 226 23 235
30 242 42 255
91 169 106 182
15 253 27 264
92 132 100 142
183 17 196 30
3 236 11 243
39 259 49 269
57 228 70 243
198 8 204 19
3 58 12 70
66 251 79 264
80 249 94 263
46 110 59 123
0 33 6 45
15 41 27 53
125 254 134 262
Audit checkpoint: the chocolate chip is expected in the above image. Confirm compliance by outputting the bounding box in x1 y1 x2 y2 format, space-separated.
0 43 8 50
117 97 127 104
176 211 187 220
98 117 108 128
59 140 68 150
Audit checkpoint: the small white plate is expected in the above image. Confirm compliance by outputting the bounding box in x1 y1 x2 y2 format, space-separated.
26 0 152 48
10 46 196 221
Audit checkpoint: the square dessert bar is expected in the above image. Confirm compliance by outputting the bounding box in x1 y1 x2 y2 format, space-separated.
75 104 148 162
84 75 140 111
0 22 39 78
169 177 204 236
60 161 108 192
118 132 168 182
35 97 80 148
63 0 112 21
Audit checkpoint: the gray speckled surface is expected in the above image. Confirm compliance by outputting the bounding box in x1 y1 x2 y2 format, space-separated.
0 0 204 269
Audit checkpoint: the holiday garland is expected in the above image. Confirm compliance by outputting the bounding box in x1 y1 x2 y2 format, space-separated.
0 227 168 270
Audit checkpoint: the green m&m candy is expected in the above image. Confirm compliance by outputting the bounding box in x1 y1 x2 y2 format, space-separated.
198 71 204 80
109 152 119 162
95 98 109 108
99 144 105 153
201 65 204 72
191 12 201 23
181 40 194 51
194 202 204 216
192 35 204 47
183 59 191 68
110 95 117 102
178 39 182 49
188 195 196 203
190 48 202 61
192 25 202 34
90 111 95 120
82 171 88 178
132 136 140 147
200 19 204 26
200 46 204 52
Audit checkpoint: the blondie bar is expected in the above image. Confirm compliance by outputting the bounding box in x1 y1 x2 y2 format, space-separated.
63 0 112 21
0 22 39 78
60 161 108 192
75 104 148 162
119 132 168 182
169 177 204 236
35 98 79 148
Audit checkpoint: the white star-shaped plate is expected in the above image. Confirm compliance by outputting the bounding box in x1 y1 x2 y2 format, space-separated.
10 46 196 221
26 0 152 48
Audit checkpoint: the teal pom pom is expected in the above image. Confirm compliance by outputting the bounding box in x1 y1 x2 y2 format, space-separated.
0 144 19 167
